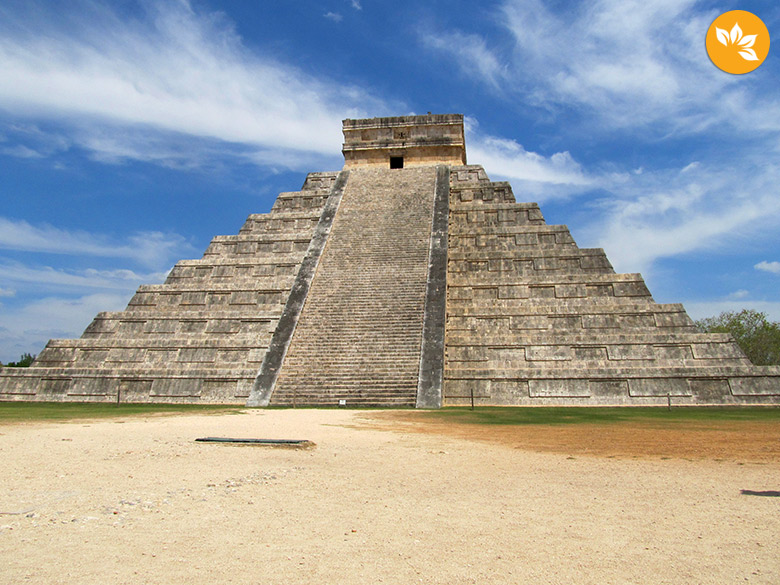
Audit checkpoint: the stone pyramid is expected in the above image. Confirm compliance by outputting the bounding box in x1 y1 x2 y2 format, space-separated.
1 114 778 406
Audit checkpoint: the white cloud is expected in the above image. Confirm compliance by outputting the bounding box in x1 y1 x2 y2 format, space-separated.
0 292 132 363
586 159 780 274
728 289 750 300
0 287 15 298
350 0 362 10
755 261 780 275
1 145 45 158
0 123 71 159
324 12 343 22
0 217 192 269
426 0 780 136
0 261 168 292
496 0 727 132
0 1 390 169
423 32 506 88
464 118 600 199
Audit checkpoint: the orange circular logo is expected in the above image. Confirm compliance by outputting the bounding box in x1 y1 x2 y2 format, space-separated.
706 10 770 74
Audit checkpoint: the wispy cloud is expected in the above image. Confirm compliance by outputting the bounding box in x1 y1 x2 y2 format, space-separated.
0 292 133 363
427 0 780 136
324 12 343 22
423 31 506 88
0 217 191 269
464 118 614 200
585 158 780 274
497 0 729 133
0 1 389 169
728 289 750 300
0 261 168 292
350 0 362 10
0 123 71 159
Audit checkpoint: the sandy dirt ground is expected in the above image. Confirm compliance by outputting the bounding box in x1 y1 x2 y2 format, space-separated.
1 408 778 585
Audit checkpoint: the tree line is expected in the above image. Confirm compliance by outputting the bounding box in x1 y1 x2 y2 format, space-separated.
695 309 780 366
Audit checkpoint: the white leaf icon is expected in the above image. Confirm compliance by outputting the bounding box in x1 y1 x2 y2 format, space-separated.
730 23 742 43
716 27 729 46
739 48 759 61
739 34 757 48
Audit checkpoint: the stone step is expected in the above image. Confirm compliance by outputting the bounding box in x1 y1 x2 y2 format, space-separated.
270 166 439 406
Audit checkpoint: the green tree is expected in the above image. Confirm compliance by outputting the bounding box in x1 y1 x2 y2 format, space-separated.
695 310 780 366
3 352 36 367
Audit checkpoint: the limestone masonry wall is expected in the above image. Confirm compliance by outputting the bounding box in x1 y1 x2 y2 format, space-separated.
443 165 780 405
0 172 339 403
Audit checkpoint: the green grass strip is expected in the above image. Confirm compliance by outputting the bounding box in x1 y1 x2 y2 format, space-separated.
0 402 241 424
416 406 780 426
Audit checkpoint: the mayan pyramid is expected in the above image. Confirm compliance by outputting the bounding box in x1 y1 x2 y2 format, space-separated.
1 114 778 406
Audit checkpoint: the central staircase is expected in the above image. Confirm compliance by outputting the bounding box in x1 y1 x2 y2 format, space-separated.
269 167 438 406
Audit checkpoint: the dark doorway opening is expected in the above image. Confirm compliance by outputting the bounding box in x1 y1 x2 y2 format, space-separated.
390 156 404 169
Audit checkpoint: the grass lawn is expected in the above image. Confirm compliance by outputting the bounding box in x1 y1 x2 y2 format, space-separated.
1 402 778 427
0 402 241 424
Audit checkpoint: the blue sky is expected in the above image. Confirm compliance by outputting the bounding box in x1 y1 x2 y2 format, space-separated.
0 0 778 363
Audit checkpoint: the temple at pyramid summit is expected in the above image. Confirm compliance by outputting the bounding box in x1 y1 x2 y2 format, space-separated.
1 114 779 406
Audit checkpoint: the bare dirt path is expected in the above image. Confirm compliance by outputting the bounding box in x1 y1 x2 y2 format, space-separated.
1 409 778 584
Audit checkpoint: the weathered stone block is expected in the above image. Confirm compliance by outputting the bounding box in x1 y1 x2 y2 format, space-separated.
526 346 573 361
529 379 590 397
0 375 39 395
555 284 587 298
582 314 620 329
729 377 780 396
144 350 178 364
654 345 694 360
628 378 691 397
40 378 71 395
607 345 655 360
690 379 731 401
590 380 628 397
38 347 78 364
179 320 207 333
528 286 555 298
472 287 497 300
549 316 581 330
573 346 608 360
509 315 549 330
178 348 217 363
449 287 473 301
80 350 110 363
68 377 115 397
613 281 651 297
692 342 746 359
217 350 248 363
151 378 203 397
83 317 119 336
105 348 145 363
498 285 529 299
145 321 177 334
586 284 613 297
117 320 146 334
181 292 207 305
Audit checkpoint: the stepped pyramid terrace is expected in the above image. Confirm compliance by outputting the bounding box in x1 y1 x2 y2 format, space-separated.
1 114 779 406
